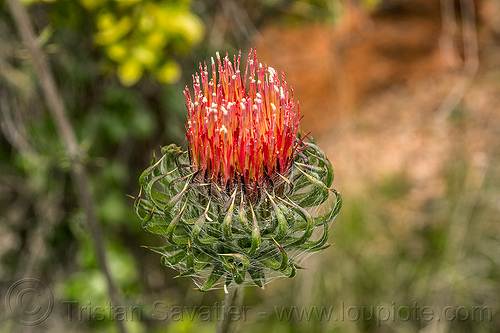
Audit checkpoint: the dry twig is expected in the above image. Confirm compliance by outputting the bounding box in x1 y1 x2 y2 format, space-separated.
5 1 128 332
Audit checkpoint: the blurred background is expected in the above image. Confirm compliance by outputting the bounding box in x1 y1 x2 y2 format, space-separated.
1 0 499 332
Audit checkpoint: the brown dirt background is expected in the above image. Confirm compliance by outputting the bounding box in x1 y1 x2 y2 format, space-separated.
253 0 500 208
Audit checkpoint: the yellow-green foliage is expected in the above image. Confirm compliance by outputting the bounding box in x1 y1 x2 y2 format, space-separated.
86 0 204 85
92 1 204 85
24 0 204 85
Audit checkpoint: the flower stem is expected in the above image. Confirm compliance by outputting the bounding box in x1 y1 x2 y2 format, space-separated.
217 284 245 333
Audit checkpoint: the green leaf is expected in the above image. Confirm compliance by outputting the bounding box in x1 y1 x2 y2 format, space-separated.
278 198 314 247
222 190 237 240
298 220 329 251
197 266 224 292
266 192 288 241
261 238 288 271
281 263 297 278
248 204 261 256
249 267 265 288
161 251 186 266
192 201 219 245
166 199 187 244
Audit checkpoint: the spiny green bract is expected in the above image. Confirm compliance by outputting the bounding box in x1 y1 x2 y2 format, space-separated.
134 137 341 291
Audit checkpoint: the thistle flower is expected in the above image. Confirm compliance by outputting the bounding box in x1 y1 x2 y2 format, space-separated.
134 50 341 291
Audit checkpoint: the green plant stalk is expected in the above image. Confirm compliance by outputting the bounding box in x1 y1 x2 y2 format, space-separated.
217 284 245 333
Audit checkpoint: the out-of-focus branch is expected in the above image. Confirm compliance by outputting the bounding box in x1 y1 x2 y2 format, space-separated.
5 1 127 333
440 0 460 68
6 0 80 159
435 0 479 123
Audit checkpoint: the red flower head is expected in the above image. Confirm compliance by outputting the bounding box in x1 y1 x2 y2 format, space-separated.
184 50 301 196
137 49 341 290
